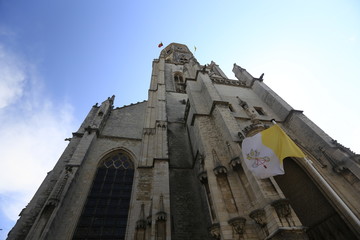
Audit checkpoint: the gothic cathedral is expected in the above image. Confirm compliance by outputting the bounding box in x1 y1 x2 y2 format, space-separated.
8 43 360 239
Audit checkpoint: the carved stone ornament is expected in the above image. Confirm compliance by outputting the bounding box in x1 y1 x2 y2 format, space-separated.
212 149 227 176
146 215 152 226
228 217 246 235
238 132 245 143
208 223 221 240
213 165 228 176
156 121 167 129
84 125 99 135
156 194 167 221
143 128 156 135
47 198 59 207
271 199 291 218
236 97 249 110
198 154 208 183
47 170 70 206
136 203 146 229
249 209 267 227
156 211 167 221
198 171 208 184
210 77 246 87
242 122 268 137
319 146 345 172
229 156 241 170
331 139 356 156
136 219 146 230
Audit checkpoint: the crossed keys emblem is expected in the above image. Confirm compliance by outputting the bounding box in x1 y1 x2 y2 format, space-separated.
246 149 270 169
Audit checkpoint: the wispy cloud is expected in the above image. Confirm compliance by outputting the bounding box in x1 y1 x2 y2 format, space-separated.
0 45 76 231
0 45 26 108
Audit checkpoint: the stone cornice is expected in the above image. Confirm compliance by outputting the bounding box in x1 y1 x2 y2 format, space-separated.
191 113 208 126
283 109 304 124
189 101 235 126
210 77 247 87
331 139 357 156
210 100 229 115
98 135 142 141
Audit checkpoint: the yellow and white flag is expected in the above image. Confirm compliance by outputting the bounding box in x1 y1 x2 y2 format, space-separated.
241 124 305 179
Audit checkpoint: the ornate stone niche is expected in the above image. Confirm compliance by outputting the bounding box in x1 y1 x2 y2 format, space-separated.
136 219 146 230
249 209 267 227
208 223 221 240
271 199 291 218
270 198 298 227
156 211 167 221
228 216 246 235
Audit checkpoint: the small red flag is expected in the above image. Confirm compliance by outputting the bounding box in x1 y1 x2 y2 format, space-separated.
158 42 163 48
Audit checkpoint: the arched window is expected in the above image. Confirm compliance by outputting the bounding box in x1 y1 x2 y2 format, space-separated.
73 151 134 240
174 73 186 93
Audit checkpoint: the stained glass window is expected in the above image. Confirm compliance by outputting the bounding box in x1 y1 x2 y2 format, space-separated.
73 152 134 240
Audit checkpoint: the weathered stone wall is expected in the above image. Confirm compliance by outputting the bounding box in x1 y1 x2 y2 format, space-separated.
102 103 147 139
43 103 146 239
169 169 211 240
166 74 212 239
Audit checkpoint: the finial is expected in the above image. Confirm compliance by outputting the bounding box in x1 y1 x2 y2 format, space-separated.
226 141 236 159
212 149 228 176
109 95 115 105
156 194 167 221
147 198 153 225
198 153 205 172
159 194 164 212
139 203 145 220
212 149 221 167
201 65 207 73
136 203 146 229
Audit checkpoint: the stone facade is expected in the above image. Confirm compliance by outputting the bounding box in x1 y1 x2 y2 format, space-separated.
8 43 360 240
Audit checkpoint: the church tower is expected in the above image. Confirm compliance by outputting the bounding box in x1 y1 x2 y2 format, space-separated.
8 43 360 239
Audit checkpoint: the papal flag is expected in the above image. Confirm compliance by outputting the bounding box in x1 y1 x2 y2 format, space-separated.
241 124 305 179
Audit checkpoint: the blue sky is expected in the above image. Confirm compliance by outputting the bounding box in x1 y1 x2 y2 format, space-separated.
0 0 359 238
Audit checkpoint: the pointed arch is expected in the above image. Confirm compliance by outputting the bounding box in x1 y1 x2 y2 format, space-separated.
173 72 186 93
274 158 356 239
73 150 135 240
96 147 137 168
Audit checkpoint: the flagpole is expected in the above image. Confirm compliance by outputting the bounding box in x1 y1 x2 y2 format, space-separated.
304 157 360 229
271 119 360 229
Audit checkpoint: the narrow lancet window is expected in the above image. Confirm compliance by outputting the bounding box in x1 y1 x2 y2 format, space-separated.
174 73 186 93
